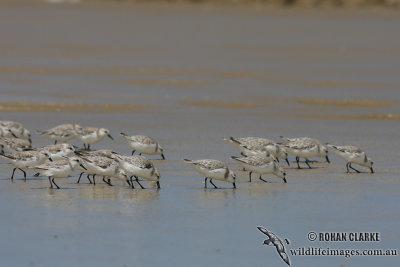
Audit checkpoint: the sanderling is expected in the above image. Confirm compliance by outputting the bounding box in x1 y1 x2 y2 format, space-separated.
280 136 330 163
37 143 76 160
0 150 52 180
120 133 165 160
74 150 120 184
224 137 289 166
78 127 113 150
281 139 329 169
76 154 118 186
231 155 287 183
30 143 76 177
37 123 83 144
183 159 236 189
326 144 374 173
116 155 161 189
32 156 87 189
0 137 32 153
0 121 31 143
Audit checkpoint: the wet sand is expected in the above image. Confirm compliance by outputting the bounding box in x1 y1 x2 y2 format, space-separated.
0 1 399 266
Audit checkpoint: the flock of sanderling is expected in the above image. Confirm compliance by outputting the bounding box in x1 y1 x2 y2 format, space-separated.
0 120 374 190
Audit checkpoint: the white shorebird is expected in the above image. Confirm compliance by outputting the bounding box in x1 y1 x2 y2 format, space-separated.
116 155 161 189
74 149 120 184
281 137 329 169
280 136 330 162
0 121 31 143
0 137 32 153
327 144 374 173
76 154 118 186
0 150 52 180
225 137 289 166
30 144 76 177
231 155 287 183
120 133 165 160
37 123 83 144
37 143 76 160
32 156 87 189
78 127 113 150
184 159 236 189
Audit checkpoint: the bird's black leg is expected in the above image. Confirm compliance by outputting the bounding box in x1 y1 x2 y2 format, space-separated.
77 172 84 183
285 157 290 166
102 176 112 186
276 158 280 163
52 178 60 189
131 150 135 155
349 163 361 173
204 177 208 188
54 140 57 145
161 153 165 160
209 179 218 189
259 175 269 183
48 177 53 188
305 159 312 169
139 153 142 156
370 167 374 174
87 144 91 150
87 174 92 184
135 176 145 189
127 179 133 188
296 157 301 169
346 162 350 173
129 176 134 189
249 171 252 182
11 168 17 180
19 168 26 180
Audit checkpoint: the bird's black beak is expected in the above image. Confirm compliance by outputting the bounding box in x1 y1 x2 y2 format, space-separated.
325 155 330 163
48 157 53 162
107 134 114 140
285 158 290 166
80 164 87 170
10 131 17 138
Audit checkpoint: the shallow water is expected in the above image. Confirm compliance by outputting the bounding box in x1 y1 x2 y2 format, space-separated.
0 1 399 266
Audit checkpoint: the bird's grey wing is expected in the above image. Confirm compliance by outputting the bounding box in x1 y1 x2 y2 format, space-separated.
275 247 291 266
257 226 272 238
